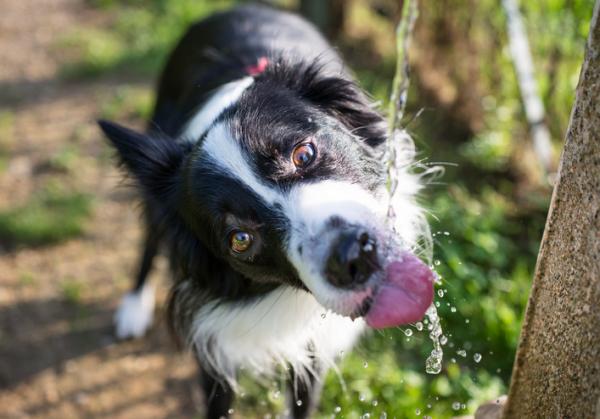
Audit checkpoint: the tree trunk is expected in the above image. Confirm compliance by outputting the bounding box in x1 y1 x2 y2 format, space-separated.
502 1 600 417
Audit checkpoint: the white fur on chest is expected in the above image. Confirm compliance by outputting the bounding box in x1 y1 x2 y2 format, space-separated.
190 286 364 385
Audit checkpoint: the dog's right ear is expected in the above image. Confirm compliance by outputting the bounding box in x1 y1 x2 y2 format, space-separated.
98 120 186 202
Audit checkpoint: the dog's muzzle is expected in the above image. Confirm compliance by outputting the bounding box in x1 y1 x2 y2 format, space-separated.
325 227 380 288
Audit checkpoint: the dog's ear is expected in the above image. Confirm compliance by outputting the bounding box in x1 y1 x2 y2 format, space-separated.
302 76 388 148
98 120 186 202
290 64 388 148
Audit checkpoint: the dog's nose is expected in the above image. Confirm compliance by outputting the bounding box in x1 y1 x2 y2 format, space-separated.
325 229 379 288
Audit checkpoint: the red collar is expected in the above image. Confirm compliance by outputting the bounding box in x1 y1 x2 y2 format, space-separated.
245 57 268 76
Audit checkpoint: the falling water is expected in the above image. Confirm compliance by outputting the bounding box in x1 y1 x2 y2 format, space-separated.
424 304 443 374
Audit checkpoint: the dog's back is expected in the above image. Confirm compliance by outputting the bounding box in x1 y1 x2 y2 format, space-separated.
151 5 342 137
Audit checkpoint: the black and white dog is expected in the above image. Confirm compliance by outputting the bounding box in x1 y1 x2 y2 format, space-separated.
99 4 434 418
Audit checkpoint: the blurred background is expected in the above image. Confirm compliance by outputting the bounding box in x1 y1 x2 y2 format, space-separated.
0 0 593 417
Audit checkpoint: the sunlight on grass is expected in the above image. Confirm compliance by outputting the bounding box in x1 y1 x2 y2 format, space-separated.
0 187 93 247
100 86 154 120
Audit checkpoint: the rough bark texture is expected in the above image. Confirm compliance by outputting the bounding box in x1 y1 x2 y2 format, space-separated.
502 2 600 418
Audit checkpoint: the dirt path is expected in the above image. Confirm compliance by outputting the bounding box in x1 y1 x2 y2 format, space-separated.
0 1 200 417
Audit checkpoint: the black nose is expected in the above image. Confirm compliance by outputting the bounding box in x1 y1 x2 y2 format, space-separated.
325 230 379 288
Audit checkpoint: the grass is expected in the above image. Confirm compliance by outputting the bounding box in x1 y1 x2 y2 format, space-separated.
0 110 15 172
100 85 153 121
61 278 84 305
58 0 233 79
0 186 93 247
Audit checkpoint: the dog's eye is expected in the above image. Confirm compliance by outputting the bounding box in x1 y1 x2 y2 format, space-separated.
229 230 253 253
292 142 316 168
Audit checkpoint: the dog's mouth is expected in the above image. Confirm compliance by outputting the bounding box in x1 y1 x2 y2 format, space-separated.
358 252 434 329
311 228 434 329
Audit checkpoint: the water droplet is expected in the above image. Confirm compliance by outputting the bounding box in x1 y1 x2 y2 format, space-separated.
415 321 423 331
440 335 448 345
451 357 456 363
452 402 461 410
359 394 366 402
334 406 342 413
427 404 432 408
474 353 482 363
425 305 444 374
461 404 466 409
273 390 280 399
415 409 421 415
465 319 470 324
363 361 369 368
435 301 440 307
404 328 413 337
496 368 502 373
362 414 370 419
443 231 450 236
450 306 457 313
437 289 445 298
434 260 441 266
372 400 378 406
228 408 235 414
380 413 387 419
457 349 467 357
296 400 303 406
321 312 327 319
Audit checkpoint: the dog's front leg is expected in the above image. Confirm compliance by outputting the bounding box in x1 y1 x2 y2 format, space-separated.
287 361 324 419
199 369 234 419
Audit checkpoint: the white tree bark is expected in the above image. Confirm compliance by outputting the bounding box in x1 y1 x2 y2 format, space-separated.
502 0 554 175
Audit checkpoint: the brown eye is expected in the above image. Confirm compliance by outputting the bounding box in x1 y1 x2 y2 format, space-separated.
229 230 253 253
292 142 316 168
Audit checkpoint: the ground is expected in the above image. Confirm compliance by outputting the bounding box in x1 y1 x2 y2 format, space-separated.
0 1 202 417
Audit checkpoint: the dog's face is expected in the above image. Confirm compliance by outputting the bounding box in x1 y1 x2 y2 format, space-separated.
100 63 433 329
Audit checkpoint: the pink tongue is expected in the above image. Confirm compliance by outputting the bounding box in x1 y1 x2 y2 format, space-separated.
365 253 434 329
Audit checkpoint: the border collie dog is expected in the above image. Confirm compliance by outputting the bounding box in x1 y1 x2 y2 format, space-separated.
100 5 434 418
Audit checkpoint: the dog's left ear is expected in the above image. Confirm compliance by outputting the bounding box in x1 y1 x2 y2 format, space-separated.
98 120 186 203
301 76 388 148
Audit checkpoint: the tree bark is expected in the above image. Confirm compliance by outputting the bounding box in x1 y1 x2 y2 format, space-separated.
502 1 600 417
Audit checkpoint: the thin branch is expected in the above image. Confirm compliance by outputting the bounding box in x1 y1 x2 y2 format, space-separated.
385 0 419 210
502 0 554 178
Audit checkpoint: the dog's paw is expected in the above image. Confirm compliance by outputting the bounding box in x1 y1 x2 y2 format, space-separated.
114 285 155 339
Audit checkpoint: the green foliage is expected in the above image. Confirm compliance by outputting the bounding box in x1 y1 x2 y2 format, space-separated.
48 146 81 173
61 278 85 304
100 86 154 120
60 0 233 78
0 186 93 247
0 110 15 172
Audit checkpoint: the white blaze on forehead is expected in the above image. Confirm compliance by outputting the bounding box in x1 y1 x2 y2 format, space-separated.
288 180 386 232
180 77 254 142
200 123 282 205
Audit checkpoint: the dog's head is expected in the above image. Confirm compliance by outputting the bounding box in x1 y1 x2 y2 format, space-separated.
100 61 433 329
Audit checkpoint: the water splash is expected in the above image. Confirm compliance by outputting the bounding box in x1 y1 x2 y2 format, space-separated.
424 305 444 374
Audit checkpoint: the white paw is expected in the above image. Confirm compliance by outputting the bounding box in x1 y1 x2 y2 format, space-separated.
114 285 155 339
